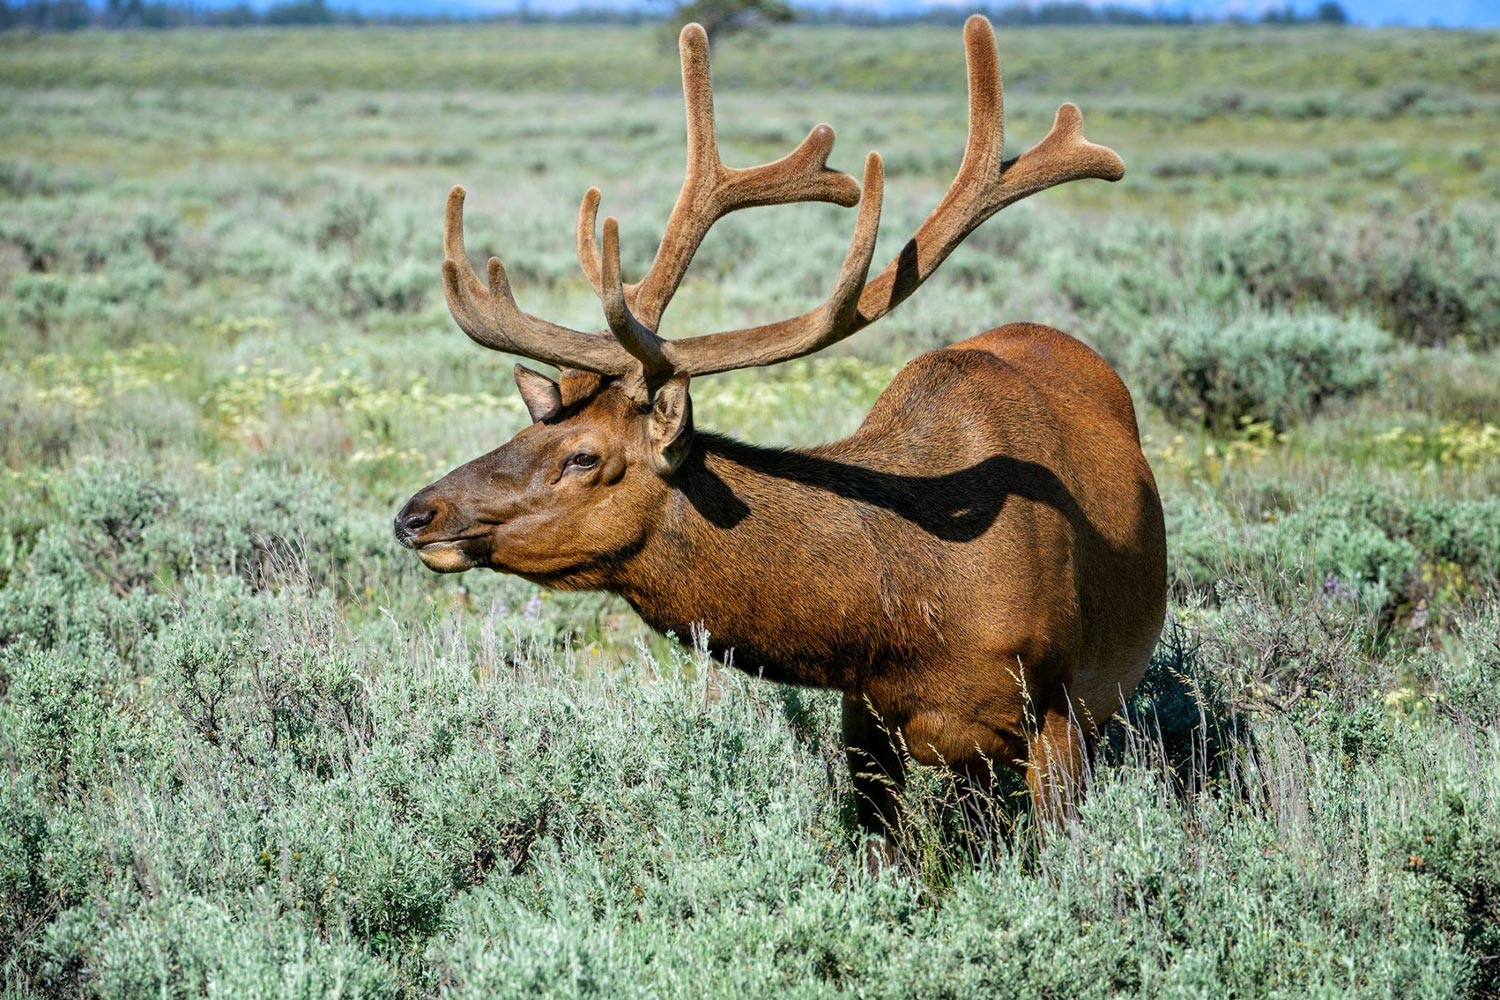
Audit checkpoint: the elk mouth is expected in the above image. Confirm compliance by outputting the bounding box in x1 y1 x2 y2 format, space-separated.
409 532 493 573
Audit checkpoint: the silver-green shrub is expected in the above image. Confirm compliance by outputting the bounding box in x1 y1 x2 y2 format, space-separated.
1134 310 1389 430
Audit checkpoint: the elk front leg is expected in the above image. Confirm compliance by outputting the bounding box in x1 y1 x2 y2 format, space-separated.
841 693 906 869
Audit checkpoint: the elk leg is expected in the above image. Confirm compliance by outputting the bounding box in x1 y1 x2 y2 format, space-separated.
952 761 1003 859
841 693 906 868
1024 704 1089 826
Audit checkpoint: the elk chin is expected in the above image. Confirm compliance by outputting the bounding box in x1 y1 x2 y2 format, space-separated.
415 536 492 573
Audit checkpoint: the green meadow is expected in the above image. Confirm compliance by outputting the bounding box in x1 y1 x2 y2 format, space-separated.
2 19 1499 998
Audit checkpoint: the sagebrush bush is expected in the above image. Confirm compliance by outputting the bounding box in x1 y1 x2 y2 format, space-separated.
1255 483 1420 612
0 199 181 278
288 181 431 319
1392 789 1500 999
1134 310 1389 430
1165 484 1500 627
1201 581 1375 711
1162 491 1244 593
9 461 362 598
1041 205 1500 351
293 257 431 318
0 774 49 958
1102 618 1240 792
1426 602 1500 728
0 159 97 199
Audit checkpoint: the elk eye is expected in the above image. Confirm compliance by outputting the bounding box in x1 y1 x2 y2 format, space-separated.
566 452 599 471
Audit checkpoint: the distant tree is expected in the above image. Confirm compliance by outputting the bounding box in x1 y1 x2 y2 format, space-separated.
1315 2 1349 24
18 0 90 29
264 0 335 25
204 3 258 26
105 0 139 26
139 2 188 28
670 0 793 45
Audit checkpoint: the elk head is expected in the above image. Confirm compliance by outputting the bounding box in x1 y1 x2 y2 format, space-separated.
394 366 693 581
395 16 1123 582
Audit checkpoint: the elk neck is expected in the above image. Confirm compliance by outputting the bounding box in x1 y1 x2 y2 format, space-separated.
605 431 928 690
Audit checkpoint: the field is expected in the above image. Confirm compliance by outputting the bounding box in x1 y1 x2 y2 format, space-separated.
3 19 1500 998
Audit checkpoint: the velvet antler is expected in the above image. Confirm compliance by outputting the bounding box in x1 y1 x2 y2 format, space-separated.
439 15 1123 393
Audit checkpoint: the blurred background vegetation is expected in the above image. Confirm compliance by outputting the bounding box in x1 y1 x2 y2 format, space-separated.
2 13 1499 999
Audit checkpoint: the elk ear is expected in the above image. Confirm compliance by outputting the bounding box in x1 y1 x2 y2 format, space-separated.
513 364 563 423
647 374 693 475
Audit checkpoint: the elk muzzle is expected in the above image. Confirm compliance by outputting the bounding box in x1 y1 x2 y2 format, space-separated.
393 489 491 573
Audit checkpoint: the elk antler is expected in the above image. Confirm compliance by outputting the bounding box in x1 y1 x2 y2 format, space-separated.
439 15 1123 393
442 185 640 376
577 22 861 332
853 16 1124 327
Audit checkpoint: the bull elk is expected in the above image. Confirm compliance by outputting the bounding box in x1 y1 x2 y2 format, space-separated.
396 16 1167 852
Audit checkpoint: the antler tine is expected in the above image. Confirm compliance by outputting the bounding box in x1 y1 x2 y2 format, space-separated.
577 23 862 336
665 152 884 375
442 186 494 334
856 15 1123 324
441 185 640 375
993 102 1125 206
679 21 721 178
821 153 885 336
576 187 604 296
599 215 675 385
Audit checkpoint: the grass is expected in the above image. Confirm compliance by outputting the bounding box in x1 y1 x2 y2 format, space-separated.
2 22 1498 95
2 20 1499 1000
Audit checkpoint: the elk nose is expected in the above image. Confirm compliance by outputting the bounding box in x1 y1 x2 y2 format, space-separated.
393 501 436 547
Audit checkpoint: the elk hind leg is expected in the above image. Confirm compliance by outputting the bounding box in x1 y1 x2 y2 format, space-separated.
841 693 906 869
